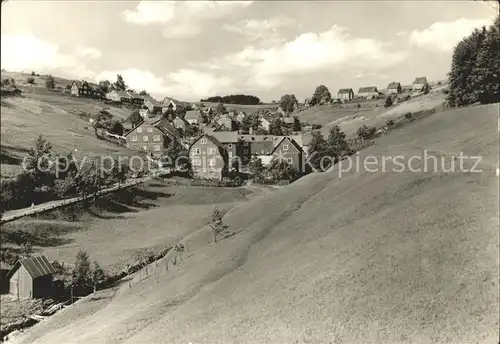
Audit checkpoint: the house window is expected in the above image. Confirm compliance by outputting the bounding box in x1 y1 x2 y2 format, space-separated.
193 148 201 155
154 145 161 151
153 135 161 142
283 144 289 151
143 136 148 142
192 157 201 166
137 127 143 133
228 152 233 158
287 158 293 164
201 138 207 144
131 136 138 142
208 158 216 167
147 127 153 133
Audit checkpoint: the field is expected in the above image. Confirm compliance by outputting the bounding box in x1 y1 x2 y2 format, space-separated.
297 88 448 137
8 103 498 344
0 72 139 179
1 182 272 274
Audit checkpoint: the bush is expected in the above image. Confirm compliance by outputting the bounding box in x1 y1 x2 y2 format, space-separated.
45 75 55 89
384 96 393 108
386 119 395 128
356 124 377 139
31 71 36 76
26 77 35 84
404 112 413 120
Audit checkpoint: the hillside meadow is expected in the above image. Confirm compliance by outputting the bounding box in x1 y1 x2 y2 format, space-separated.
8 103 498 344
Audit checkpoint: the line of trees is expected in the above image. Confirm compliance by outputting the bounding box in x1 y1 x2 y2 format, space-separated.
0 135 129 214
447 14 499 106
201 94 261 105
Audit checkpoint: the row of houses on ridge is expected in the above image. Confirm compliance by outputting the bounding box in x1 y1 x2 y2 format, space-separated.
335 77 429 102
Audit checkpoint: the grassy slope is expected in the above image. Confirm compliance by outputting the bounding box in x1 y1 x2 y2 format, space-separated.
2 184 262 274
197 102 278 113
298 89 447 137
10 104 498 344
0 72 137 178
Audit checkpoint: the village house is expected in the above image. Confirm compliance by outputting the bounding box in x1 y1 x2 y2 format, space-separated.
189 134 228 180
125 90 144 106
0 86 22 97
271 137 305 173
259 116 271 131
2 255 56 299
70 80 102 99
185 110 202 125
217 114 238 131
143 96 163 114
386 82 402 95
209 132 240 162
172 115 191 133
124 117 180 157
106 90 133 103
357 86 380 100
239 134 275 162
412 77 429 91
337 88 354 102
232 110 247 125
161 97 184 114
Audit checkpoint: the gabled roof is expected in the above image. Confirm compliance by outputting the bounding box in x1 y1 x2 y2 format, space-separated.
143 96 162 106
338 88 353 94
72 80 99 90
185 110 201 120
151 117 181 139
413 77 428 84
358 86 378 93
173 115 190 126
270 137 303 155
189 134 227 155
6 255 56 280
387 82 401 89
209 131 239 143
239 134 275 142
126 90 142 99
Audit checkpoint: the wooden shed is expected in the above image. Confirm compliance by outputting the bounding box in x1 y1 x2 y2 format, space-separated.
3 255 56 299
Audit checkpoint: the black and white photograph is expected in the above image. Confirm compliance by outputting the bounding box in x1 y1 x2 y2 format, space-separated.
0 0 499 343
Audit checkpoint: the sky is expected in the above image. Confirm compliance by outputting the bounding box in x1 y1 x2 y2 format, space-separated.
1 1 497 102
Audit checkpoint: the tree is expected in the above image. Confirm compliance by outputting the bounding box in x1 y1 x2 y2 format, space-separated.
307 130 329 171
20 240 33 258
127 110 143 126
72 250 92 290
326 125 350 165
384 96 393 108
139 90 150 96
240 115 251 134
267 159 298 181
91 261 106 292
248 157 265 181
26 76 35 84
447 26 488 106
312 85 331 105
209 207 229 243
98 80 112 94
469 15 500 104
25 134 53 173
292 116 301 131
269 118 284 135
163 139 185 167
106 120 124 136
279 94 298 115
356 124 377 140
114 74 127 92
45 75 55 89
249 113 261 131
215 103 227 115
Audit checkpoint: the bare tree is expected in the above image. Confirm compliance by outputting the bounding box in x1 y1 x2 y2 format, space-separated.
209 207 229 243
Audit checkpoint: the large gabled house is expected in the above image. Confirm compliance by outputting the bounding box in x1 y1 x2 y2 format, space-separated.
386 82 402 95
412 77 429 91
357 86 380 100
106 90 133 103
337 88 354 102
70 80 102 99
142 96 163 114
2 255 56 299
126 90 144 106
161 97 185 114
172 115 191 133
271 136 305 173
189 134 229 180
124 117 180 157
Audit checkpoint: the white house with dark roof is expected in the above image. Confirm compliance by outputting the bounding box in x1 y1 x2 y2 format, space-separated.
337 88 354 102
386 82 402 95
357 86 380 99
412 77 429 91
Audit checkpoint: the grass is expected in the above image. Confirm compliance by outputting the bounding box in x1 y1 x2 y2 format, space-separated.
8 104 498 344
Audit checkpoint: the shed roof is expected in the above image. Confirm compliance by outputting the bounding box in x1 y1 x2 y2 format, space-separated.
387 82 401 89
210 131 239 143
7 255 56 279
338 88 353 94
413 77 428 84
358 86 378 93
